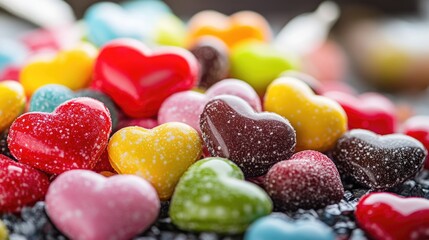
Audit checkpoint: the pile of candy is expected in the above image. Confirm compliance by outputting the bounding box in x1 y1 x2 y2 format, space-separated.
1 1 429 240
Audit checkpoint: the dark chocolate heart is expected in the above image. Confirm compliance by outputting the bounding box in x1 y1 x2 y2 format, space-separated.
200 95 296 177
332 129 427 189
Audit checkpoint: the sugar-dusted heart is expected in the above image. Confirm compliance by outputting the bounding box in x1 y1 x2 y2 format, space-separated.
356 192 429 240
0 81 26 133
332 129 427 189
187 10 271 48
324 91 397 135
8 97 112 175
265 77 347 152
403 116 429 169
265 150 344 210
159 79 261 133
244 215 335 240
20 43 97 96
200 95 296 177
0 154 50 212
170 157 272 233
108 122 202 200
46 170 159 240
92 39 198 118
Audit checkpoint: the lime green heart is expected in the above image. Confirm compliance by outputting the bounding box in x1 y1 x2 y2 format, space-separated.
170 157 272 234
154 14 186 47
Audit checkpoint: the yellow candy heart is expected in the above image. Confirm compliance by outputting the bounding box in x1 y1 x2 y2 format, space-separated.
264 77 347 152
108 123 202 200
0 81 26 132
20 43 97 96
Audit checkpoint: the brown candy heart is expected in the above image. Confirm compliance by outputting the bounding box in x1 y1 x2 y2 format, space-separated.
200 95 296 177
332 129 427 189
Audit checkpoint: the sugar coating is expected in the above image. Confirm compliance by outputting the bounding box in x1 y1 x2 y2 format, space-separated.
8 97 112 175
0 81 26 133
170 158 272 234
29 84 74 113
0 154 50 212
200 95 296 177
108 122 202 200
265 150 344 211
46 169 159 240
332 129 427 189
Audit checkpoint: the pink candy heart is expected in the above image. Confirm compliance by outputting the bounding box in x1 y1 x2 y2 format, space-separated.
46 170 160 240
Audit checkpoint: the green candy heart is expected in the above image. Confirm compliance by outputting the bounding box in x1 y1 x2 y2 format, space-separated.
170 157 272 234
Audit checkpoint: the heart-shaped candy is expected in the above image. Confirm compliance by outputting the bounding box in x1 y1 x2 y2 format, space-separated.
332 129 427 189
200 95 296 177
187 10 271 48
0 154 50 212
8 97 112 175
170 157 272 233
108 123 202 200
0 81 26 133
46 170 159 240
265 150 344 210
324 91 397 134
92 39 198 118
264 77 347 152
403 116 429 169
356 192 429 240
244 215 334 240
20 43 97 96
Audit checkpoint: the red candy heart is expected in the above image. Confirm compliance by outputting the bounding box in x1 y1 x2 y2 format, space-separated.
324 91 397 135
8 98 112 175
403 116 429 169
92 39 199 118
0 154 50 212
356 192 429 240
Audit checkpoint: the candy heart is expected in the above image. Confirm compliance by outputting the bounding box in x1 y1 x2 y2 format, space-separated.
264 77 347 152
154 14 187 47
8 98 112 175
244 216 334 240
116 116 158 131
108 123 202 200
332 129 427 189
20 43 97 96
170 157 272 233
356 192 429 240
265 150 344 210
92 39 198 118
29 84 74 113
0 81 26 133
46 170 159 240
187 10 271 48
403 116 429 169
190 36 230 89
200 95 296 177
281 70 324 95
159 79 261 133
231 41 297 94
0 154 50 212
324 91 397 135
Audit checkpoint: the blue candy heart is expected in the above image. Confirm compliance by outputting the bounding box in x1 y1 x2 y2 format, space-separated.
0 39 27 73
244 216 335 240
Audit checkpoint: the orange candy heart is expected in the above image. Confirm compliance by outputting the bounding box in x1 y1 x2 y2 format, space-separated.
187 10 271 49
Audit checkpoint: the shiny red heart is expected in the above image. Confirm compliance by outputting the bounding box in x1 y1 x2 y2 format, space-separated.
0 154 50 212
92 39 199 118
8 98 112 175
356 192 429 240
403 116 429 169
324 91 397 134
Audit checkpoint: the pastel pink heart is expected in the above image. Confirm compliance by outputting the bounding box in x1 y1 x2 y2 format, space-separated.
158 78 261 133
46 170 160 240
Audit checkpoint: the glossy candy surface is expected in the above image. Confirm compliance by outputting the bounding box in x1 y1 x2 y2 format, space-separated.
403 116 429 169
108 123 202 200
0 155 50 212
265 77 347 152
92 39 198 118
0 81 26 133
170 158 272 233
8 98 112 175
265 150 344 210
356 192 429 240
332 129 427 189
46 170 160 240
200 95 296 177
